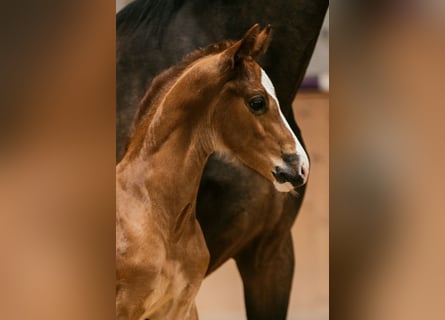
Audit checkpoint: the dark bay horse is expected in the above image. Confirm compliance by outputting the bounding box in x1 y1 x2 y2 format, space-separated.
117 1 328 318
117 25 309 320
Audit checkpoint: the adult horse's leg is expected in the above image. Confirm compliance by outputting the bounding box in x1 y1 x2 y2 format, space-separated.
197 157 305 318
235 231 295 320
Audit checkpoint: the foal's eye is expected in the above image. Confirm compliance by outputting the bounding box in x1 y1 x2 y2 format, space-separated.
247 95 267 115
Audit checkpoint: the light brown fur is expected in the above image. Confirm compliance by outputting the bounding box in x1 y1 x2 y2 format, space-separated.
116 25 304 320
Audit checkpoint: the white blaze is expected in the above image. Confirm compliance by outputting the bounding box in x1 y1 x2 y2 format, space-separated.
261 68 310 190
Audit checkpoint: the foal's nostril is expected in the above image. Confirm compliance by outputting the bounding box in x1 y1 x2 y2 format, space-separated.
276 169 288 183
273 166 288 184
273 164 307 188
280 153 309 186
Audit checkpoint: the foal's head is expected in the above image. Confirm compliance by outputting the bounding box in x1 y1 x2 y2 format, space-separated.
206 25 310 191
131 24 309 192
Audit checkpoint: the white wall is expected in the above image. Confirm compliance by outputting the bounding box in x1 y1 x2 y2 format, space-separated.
306 10 329 76
116 0 132 12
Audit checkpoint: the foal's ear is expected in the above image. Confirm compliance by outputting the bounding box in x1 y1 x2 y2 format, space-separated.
224 24 272 67
251 24 272 57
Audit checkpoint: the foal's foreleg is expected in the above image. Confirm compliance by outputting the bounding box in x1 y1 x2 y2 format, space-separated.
235 232 294 320
116 265 156 320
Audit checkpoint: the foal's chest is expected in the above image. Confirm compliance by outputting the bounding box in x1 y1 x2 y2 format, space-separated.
142 237 209 319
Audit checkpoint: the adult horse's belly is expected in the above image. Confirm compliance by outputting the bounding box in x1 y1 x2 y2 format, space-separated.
196 153 304 273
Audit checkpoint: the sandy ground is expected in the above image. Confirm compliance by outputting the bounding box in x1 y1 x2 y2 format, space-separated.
196 92 329 319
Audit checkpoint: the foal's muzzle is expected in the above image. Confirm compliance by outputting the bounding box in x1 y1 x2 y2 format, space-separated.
273 154 309 189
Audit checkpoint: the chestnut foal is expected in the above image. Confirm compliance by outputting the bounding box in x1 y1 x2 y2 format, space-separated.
116 25 309 320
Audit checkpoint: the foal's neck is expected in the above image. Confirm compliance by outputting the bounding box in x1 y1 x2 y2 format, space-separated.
117 63 223 228
130 123 213 206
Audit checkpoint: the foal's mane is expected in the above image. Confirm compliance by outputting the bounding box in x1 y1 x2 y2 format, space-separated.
124 40 234 158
